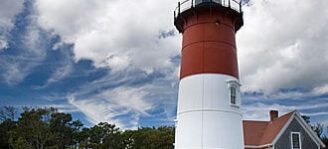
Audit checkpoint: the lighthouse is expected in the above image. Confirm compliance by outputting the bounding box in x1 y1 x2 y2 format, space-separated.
174 0 244 148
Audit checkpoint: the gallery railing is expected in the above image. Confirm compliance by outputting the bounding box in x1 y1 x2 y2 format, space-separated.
174 0 242 18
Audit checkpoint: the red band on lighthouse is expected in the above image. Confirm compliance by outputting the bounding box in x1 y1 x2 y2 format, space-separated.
179 7 241 79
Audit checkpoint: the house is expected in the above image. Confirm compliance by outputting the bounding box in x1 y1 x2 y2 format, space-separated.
243 110 326 149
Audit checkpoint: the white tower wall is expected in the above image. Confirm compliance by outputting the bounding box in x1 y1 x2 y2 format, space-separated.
175 74 244 149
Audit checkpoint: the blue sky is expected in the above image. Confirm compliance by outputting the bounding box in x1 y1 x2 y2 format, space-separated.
0 0 328 129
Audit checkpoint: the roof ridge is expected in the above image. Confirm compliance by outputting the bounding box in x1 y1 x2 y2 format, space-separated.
258 111 295 145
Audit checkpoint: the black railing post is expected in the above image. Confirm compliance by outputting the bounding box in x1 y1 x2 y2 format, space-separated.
228 0 231 7
178 2 181 14
239 1 242 12
191 0 194 7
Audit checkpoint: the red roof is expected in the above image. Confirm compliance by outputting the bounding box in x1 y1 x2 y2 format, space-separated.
243 111 295 146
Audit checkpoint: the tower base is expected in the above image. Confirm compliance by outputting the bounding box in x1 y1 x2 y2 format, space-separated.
175 74 244 149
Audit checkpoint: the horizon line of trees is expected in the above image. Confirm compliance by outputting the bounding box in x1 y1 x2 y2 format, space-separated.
0 106 327 149
0 106 174 149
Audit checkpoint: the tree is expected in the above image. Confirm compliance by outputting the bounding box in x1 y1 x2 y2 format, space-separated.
100 123 123 149
312 123 324 138
2 106 176 149
74 127 90 149
301 115 310 124
0 119 16 149
49 112 76 149
126 126 175 149
9 108 54 149
87 122 122 149
8 107 82 149
0 106 17 122
302 115 328 149
70 120 84 148
9 137 32 149
120 130 137 149
322 126 328 149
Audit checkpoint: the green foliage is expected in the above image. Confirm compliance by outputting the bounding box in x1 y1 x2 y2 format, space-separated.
49 112 76 149
0 107 175 149
79 122 122 149
312 123 324 138
302 115 328 148
0 119 16 148
301 115 310 124
2 107 83 149
323 126 328 149
131 126 175 149
0 106 17 122
9 136 32 149
9 108 55 149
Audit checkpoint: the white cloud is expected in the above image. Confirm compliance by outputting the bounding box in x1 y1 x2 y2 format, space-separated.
34 0 181 128
35 0 181 73
68 86 154 129
44 63 73 85
312 84 328 95
2 63 27 85
0 38 9 51
0 0 24 27
238 0 328 94
42 49 74 87
1 23 47 85
243 101 328 121
243 89 325 102
0 0 24 49
40 104 79 113
302 112 328 117
0 0 51 85
66 66 178 129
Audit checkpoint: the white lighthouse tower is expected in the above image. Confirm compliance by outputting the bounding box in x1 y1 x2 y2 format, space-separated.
174 0 244 148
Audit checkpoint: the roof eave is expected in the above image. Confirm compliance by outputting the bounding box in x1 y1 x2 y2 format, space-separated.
270 111 326 148
271 111 296 145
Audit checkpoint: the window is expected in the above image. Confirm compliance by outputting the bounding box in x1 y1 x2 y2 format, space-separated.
291 132 301 149
230 86 237 105
227 80 240 107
